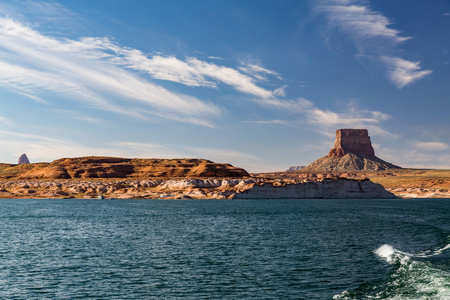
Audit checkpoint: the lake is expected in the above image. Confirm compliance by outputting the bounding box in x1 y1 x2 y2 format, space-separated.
0 198 448 299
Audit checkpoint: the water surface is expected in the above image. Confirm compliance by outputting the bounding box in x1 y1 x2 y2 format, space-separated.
0 198 448 299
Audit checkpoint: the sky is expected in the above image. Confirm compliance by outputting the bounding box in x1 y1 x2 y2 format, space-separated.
0 0 449 172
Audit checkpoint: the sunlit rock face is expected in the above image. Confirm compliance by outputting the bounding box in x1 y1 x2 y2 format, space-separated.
328 129 375 158
9 157 250 179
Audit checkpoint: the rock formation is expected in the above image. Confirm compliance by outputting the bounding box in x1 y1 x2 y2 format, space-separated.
0 156 249 179
302 129 401 172
235 178 396 199
287 166 305 171
328 129 375 157
0 177 397 199
18 154 30 165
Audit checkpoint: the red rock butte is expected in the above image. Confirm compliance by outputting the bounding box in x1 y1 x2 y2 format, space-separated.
302 128 401 172
328 129 375 158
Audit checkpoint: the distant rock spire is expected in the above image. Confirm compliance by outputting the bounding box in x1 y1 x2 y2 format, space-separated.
18 153 30 165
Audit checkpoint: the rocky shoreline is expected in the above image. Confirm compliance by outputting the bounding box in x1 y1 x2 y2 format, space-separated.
0 177 396 199
385 188 450 199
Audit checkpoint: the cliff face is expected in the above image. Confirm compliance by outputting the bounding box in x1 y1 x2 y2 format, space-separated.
0 177 397 199
329 129 375 157
234 178 396 199
0 157 250 179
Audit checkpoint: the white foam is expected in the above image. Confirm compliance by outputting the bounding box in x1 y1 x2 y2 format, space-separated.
415 241 450 258
375 244 396 263
335 244 450 299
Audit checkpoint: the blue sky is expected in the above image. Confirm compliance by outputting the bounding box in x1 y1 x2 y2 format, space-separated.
0 0 448 172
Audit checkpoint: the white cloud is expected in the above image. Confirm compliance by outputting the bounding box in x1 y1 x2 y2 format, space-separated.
250 95 396 138
382 56 432 88
394 150 450 169
238 62 282 81
245 120 291 126
50 109 102 124
208 56 224 60
318 1 410 43
0 17 283 127
273 85 288 97
416 141 449 151
77 37 278 99
0 116 12 126
305 107 390 126
316 0 432 88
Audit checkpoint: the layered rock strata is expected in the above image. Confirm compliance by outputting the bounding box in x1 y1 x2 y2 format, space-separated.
235 178 396 199
0 177 397 199
303 129 401 172
0 157 249 179
328 129 375 157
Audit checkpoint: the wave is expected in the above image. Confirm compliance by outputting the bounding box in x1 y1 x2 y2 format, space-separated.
333 241 450 300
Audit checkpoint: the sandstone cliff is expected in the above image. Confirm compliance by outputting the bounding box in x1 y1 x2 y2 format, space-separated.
303 129 401 172
0 157 249 179
0 177 397 199
328 129 375 157
234 178 395 199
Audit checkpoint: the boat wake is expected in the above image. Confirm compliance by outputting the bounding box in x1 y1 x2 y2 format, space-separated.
334 239 450 300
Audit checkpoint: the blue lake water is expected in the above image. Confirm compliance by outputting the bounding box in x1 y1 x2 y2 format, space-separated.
0 198 448 299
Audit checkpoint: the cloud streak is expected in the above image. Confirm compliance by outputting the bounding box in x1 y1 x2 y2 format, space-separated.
0 17 282 127
415 141 449 151
318 1 410 43
382 56 432 88
251 97 396 138
316 0 432 88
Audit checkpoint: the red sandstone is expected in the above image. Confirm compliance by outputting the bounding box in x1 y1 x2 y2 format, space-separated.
328 129 375 158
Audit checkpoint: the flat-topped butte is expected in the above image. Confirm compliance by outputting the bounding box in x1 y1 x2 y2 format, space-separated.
0 156 249 179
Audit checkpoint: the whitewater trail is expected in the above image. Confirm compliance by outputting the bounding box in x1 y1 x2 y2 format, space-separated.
334 242 450 300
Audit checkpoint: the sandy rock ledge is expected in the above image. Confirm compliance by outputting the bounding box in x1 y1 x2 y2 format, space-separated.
0 178 396 199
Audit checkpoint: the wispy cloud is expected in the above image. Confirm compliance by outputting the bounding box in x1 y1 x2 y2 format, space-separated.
73 36 279 99
0 18 221 124
238 62 282 81
316 0 432 88
382 56 433 88
389 149 450 169
245 120 292 126
415 141 449 151
318 1 410 43
0 116 13 126
250 96 396 138
50 109 102 124
208 56 224 60
0 17 283 127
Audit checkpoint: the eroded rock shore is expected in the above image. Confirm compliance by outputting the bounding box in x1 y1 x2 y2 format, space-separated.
0 177 396 199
